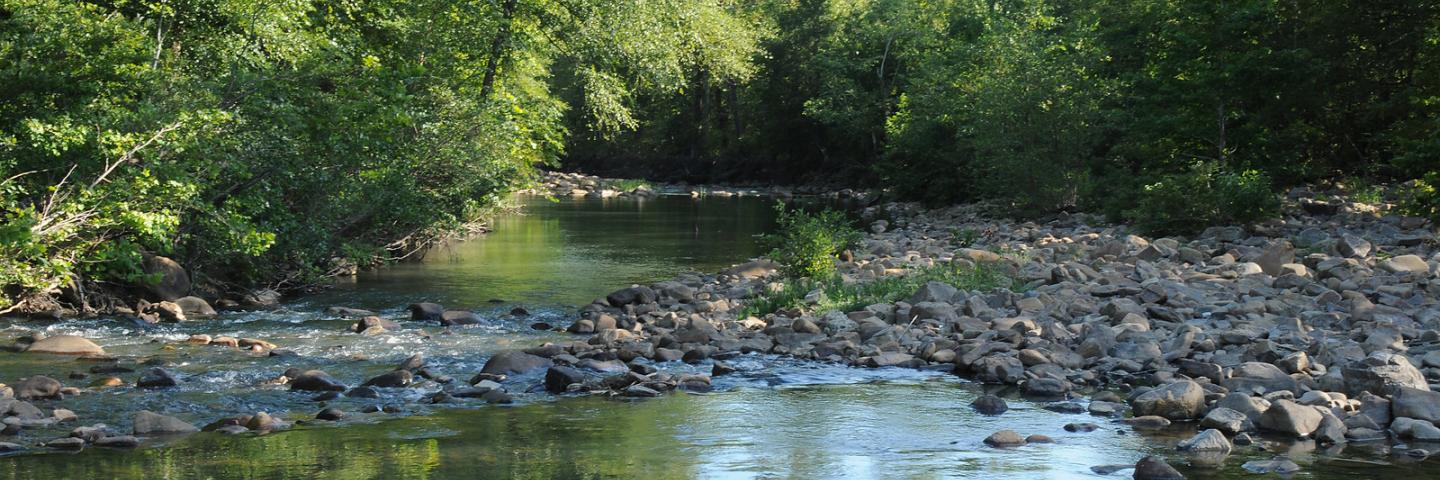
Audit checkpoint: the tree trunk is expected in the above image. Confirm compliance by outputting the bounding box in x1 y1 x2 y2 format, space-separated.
480 0 519 101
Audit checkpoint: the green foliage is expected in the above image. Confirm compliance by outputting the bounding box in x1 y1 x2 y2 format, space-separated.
0 0 764 307
1399 173 1440 221
1124 163 1280 235
607 179 652 192
761 202 861 280
740 261 1015 318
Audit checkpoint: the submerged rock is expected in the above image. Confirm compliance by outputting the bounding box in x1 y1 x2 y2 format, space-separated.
132 411 198 435
289 370 347 392
25 336 104 356
480 351 553 375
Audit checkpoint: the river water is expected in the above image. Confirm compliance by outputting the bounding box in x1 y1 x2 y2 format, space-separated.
0 195 1426 479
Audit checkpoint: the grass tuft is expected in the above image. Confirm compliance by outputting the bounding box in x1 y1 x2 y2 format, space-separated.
739 261 1017 318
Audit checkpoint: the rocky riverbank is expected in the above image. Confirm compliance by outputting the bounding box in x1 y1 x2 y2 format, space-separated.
521 170 869 201
520 185 1440 477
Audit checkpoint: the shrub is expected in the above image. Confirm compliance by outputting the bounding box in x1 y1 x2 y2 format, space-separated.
761 202 862 280
1125 162 1280 235
1399 172 1440 220
739 261 1015 318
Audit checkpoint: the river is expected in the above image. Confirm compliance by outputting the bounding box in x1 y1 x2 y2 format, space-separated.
0 195 1424 479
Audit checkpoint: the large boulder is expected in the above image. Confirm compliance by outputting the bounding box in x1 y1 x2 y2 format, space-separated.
1380 254 1430 274
1200 407 1254 434
25 335 104 356
361 370 413 388
1222 362 1298 395
480 351 552 375
1343 352 1429 396
1177 429 1232 453
142 255 190 301
544 366 587 394
440 310 481 326
982 430 1026 448
1257 400 1323 437
408 303 445 321
1133 456 1185 480
132 411 198 435
1131 380 1206 420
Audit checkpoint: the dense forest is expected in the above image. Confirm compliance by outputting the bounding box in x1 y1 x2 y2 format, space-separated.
2 0 1439 311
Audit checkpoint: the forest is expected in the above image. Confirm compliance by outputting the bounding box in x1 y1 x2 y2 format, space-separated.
2 0 1439 310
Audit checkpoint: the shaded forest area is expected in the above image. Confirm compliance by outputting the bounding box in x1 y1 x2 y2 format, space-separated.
2 0 1439 310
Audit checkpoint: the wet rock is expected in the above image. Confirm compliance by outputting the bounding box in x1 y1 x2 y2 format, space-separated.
45 437 85 450
480 351 554 375
14 376 62 400
362 370 413 388
1131 380 1205 420
290 370 347 392
408 303 445 321
545 366 587 394
137 368 178 388
398 354 425 371
481 389 513 404
623 384 661 398
353 316 399 333
1123 416 1173 430
1257 399 1323 437
971 395 1008 415
346 386 380 398
242 289 282 308
246 412 278 430
326 306 377 317
1024 434 1054 444
1022 378 1071 398
174 296 217 318
440 310 481 326
25 335 105 356
0 443 25 453
1177 429 1231 453
316 408 345 421
1241 458 1300 474
1064 423 1099 432
132 411 199 435
983 430 1027 448
863 352 915 368
1133 456 1184 480
93 435 140 448
711 361 737 376
1314 414 1347 445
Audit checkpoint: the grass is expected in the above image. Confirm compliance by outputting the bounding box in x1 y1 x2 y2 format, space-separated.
738 261 1018 318
608 178 652 191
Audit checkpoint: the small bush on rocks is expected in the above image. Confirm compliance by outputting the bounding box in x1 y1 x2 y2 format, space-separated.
762 203 862 280
740 261 1015 318
1399 172 1440 221
1125 162 1280 235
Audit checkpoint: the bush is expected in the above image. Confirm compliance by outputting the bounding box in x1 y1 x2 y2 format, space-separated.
739 261 1015 318
761 202 862 280
1125 162 1280 235
1399 172 1440 220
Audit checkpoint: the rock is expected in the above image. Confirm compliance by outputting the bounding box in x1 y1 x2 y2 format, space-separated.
1256 241 1295 276
45 437 85 450
440 310 481 326
480 351 553 375
1024 434 1054 444
353 316 400 333
1123 416 1173 430
863 352 915 368
983 430 1027 448
132 411 199 435
1258 400 1323 437
242 289 282 307
246 412 278 430
326 306 377 317
1314 414 1347 445
908 282 958 304
1223 362 1298 395
545 366 587 394
607 286 658 307
346 386 379 398
971 395 1008 415
1241 458 1301 475
623 384 661 398
25 335 105 356
1338 234 1372 258
408 302 445 321
289 370 347 391
1133 456 1184 480
1064 423 1099 432
174 296 217 318
398 354 425 371
1200 407 1253 434
1177 429 1231 453
1380 254 1430 274
723 260 778 279
1392 386 1440 424
316 408 345 421
1344 352 1429 395
142 255 191 301
14 376 62 400
361 370 413 388
1022 378 1070 398
137 368 178 388
92 435 139 448
1131 381 1205 420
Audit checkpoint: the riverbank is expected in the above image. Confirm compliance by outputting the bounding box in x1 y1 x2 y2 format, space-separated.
537 183 1440 476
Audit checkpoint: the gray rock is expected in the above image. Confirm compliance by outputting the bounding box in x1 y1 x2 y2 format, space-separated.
480 351 553 375
1223 362 1298 395
1177 429 1232 453
174 296 217 318
440 310 481 326
289 370 347 392
971 395 1008 415
607 286 658 307
14 376 62 400
407 302 444 321
1392 387 1440 424
1343 352 1429 396
1200 407 1254 434
545 366 587 393
132 411 198 435
1257 400 1323 437
1241 458 1300 475
136 368 178 388
1131 380 1205 420
361 370 413 388
93 435 140 448
1338 234 1372 258
1380 254 1430 274
142 255 190 301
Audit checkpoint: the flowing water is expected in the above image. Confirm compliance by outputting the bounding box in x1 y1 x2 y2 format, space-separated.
0 195 1430 479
